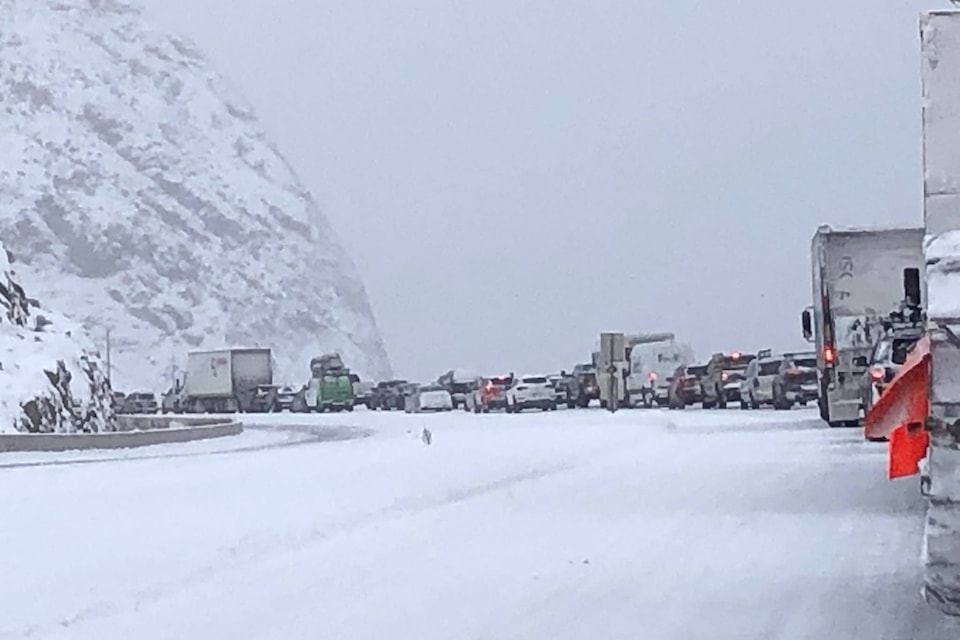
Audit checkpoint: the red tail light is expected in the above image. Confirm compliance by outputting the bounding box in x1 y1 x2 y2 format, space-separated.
721 372 729 382
648 372 657 382
731 351 742 360
824 346 835 364
870 367 885 382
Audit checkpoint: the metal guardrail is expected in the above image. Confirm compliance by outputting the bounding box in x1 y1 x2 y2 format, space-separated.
0 416 243 453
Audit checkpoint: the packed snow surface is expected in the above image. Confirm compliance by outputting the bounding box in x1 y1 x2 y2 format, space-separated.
0 0 390 389
2 408 959 639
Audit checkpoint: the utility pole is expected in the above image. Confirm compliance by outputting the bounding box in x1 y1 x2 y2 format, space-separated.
105 327 112 386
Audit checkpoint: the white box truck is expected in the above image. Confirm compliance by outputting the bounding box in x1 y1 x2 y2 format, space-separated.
173 348 273 413
624 333 695 408
801 225 924 427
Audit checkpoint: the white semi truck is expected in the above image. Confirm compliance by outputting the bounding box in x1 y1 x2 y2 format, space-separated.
801 225 924 427
168 348 273 413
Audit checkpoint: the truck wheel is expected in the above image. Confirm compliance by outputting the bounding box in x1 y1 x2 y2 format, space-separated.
346 404 354 412
740 397 748 410
716 388 727 410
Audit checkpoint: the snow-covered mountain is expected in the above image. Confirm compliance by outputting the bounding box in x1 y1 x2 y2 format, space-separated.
0 0 391 391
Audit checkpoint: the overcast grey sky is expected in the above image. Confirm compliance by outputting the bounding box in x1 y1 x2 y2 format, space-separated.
142 0 929 381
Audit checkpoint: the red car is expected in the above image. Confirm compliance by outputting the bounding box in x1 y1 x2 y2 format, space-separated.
466 375 513 413
667 364 708 409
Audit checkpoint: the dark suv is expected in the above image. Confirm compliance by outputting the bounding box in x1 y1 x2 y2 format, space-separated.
372 380 408 411
122 392 159 414
771 353 819 410
571 364 600 408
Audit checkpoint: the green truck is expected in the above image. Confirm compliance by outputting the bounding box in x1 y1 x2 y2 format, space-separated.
305 373 355 412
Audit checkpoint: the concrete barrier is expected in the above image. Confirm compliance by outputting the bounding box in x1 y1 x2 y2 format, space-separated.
0 417 243 453
114 415 237 432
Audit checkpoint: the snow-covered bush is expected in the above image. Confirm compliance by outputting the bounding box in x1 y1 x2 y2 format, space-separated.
0 249 115 433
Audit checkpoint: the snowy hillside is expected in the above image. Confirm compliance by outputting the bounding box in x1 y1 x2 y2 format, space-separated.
0 0 391 390
0 246 113 433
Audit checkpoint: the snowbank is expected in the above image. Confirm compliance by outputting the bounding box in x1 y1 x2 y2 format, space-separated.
0 248 114 433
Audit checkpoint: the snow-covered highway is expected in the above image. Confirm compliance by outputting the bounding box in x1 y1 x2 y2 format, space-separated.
3 409 959 639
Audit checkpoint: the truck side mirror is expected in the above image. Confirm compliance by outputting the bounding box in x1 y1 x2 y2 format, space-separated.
801 310 813 342
904 267 921 307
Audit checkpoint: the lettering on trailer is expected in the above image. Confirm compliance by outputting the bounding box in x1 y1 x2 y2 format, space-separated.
209 356 228 377
836 255 854 301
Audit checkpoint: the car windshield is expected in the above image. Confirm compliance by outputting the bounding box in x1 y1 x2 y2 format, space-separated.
522 377 548 384
687 365 708 377
791 358 817 369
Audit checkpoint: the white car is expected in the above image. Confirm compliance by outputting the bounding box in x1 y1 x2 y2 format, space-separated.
740 352 781 409
506 375 556 413
407 384 453 413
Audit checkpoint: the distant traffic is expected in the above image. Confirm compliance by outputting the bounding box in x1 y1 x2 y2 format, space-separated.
111 225 927 428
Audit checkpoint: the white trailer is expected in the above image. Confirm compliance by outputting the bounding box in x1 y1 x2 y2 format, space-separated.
801 225 924 427
177 348 273 413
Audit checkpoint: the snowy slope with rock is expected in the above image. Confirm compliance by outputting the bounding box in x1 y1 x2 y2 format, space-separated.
0 246 113 433
0 0 390 390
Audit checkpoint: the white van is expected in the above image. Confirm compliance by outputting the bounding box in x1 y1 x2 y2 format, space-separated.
626 339 695 407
